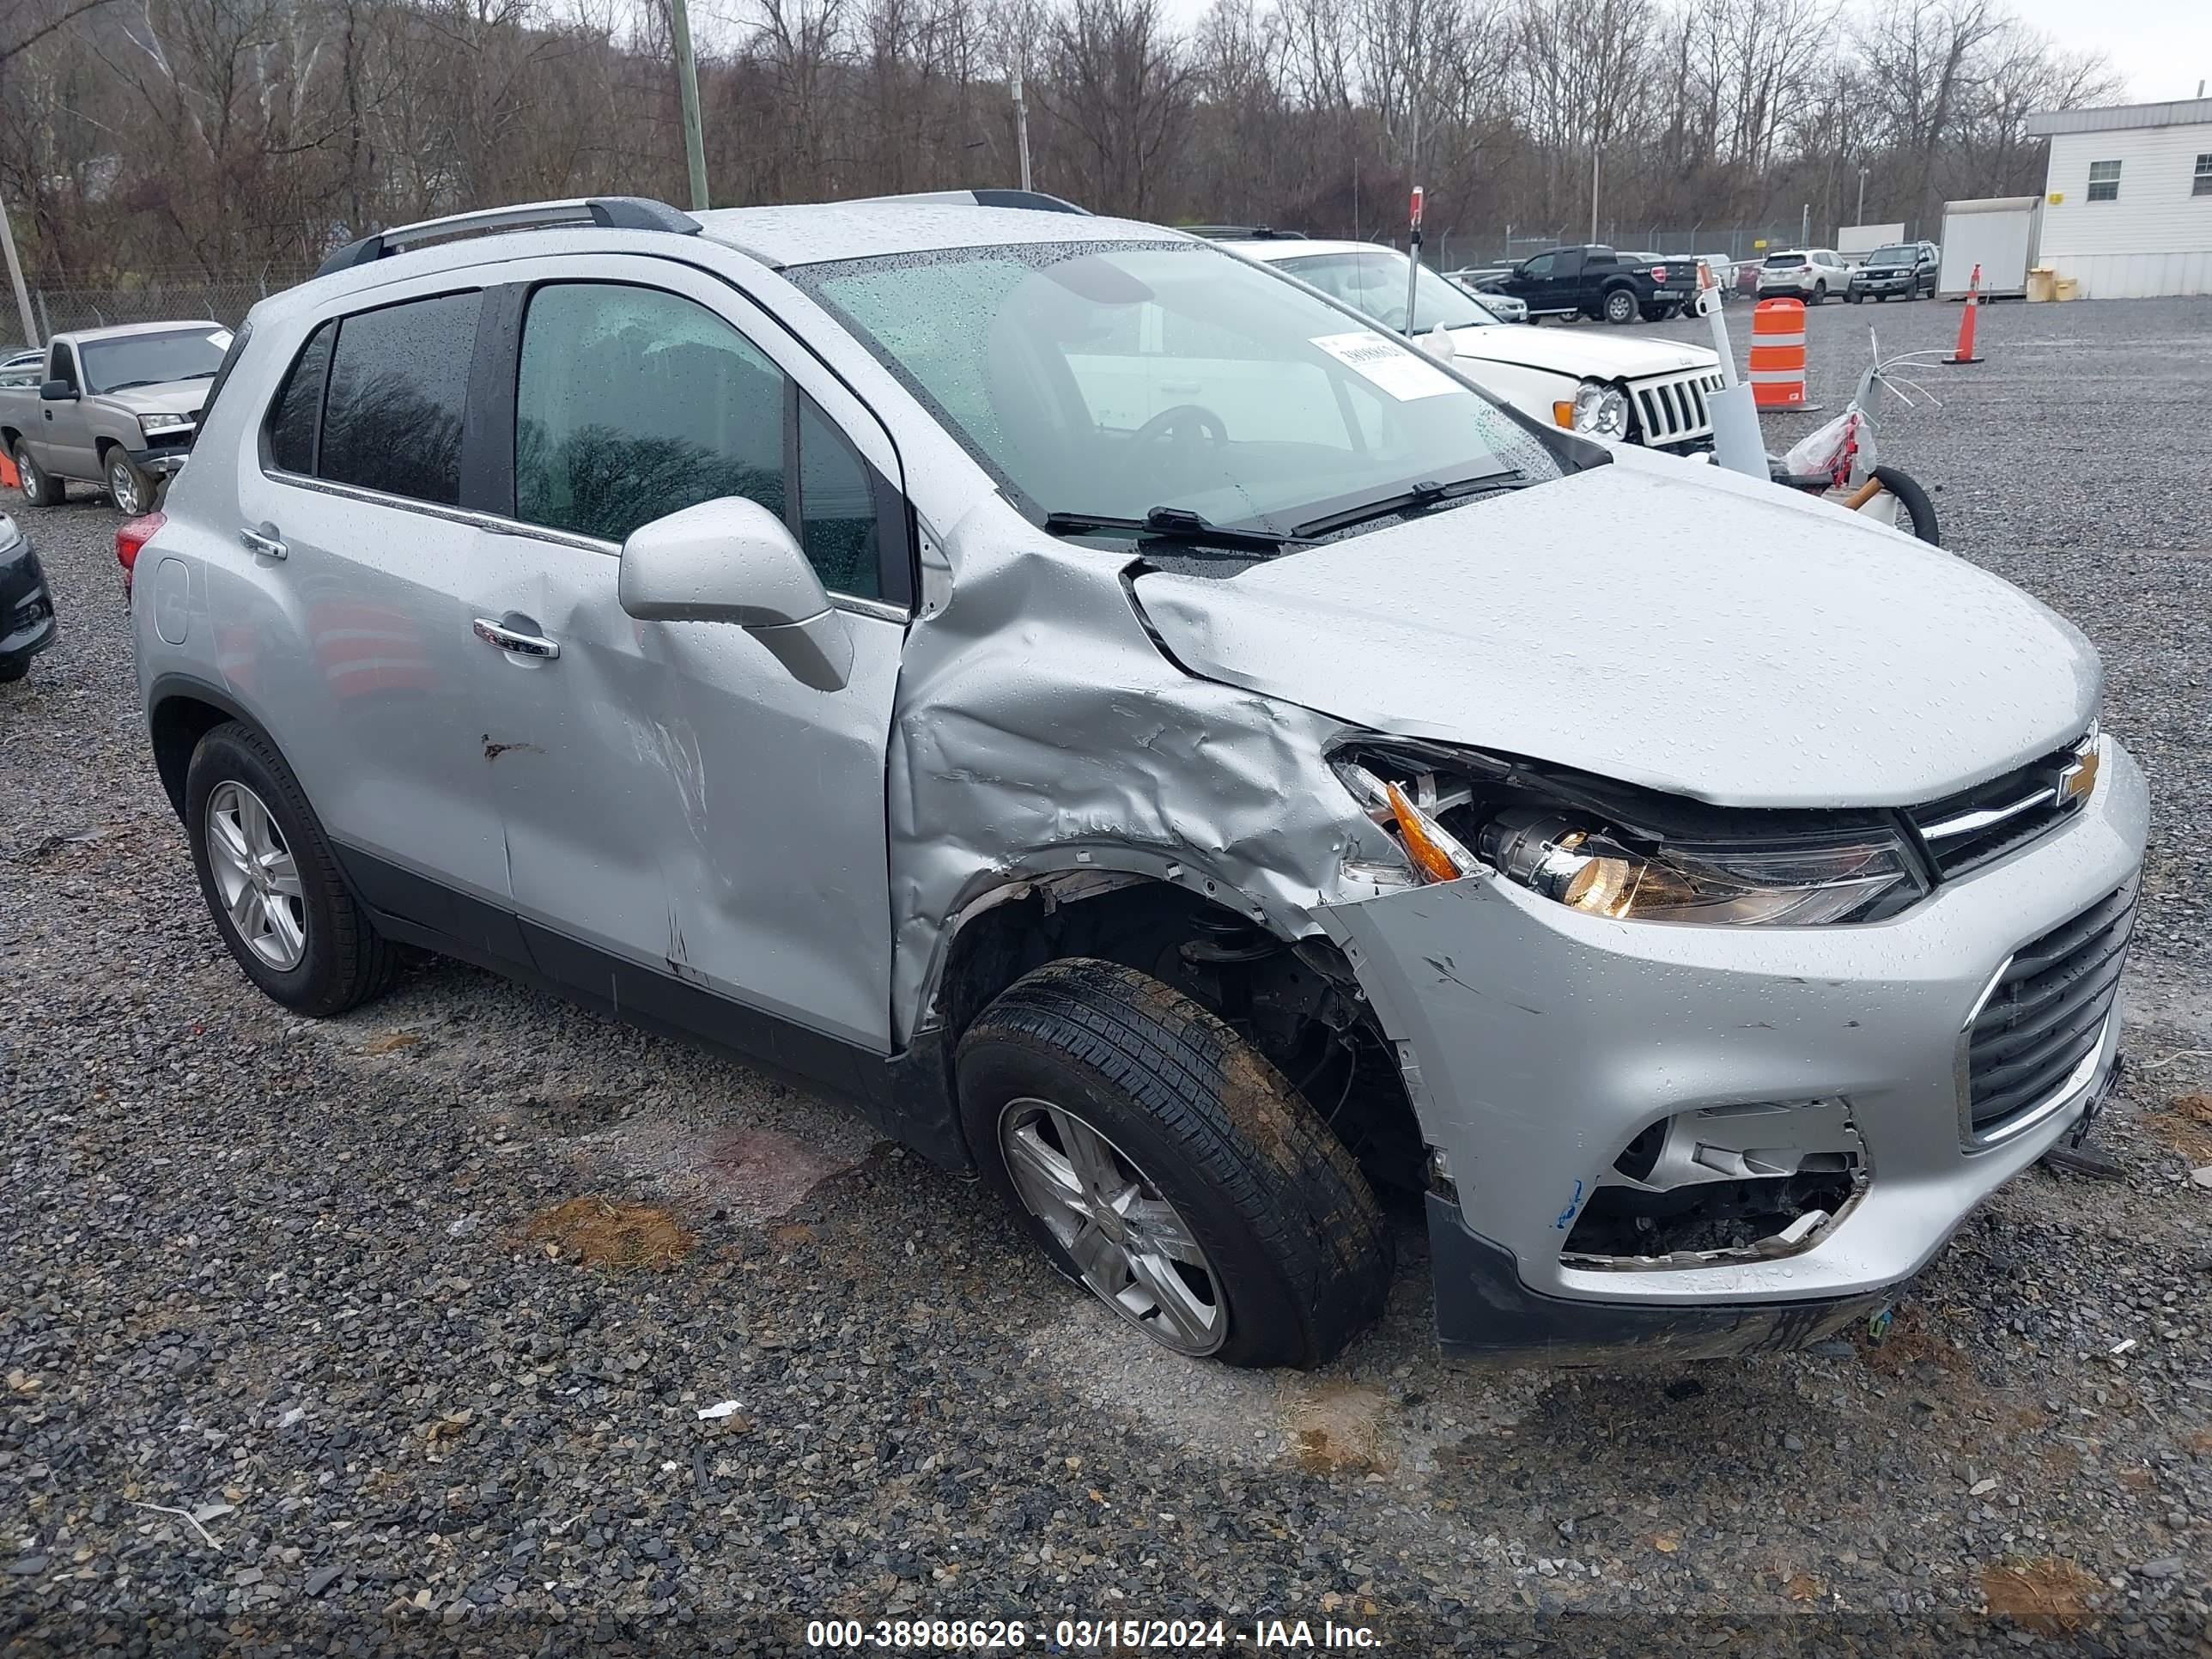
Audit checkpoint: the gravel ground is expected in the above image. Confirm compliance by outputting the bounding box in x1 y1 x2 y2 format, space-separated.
3 295 2211 1656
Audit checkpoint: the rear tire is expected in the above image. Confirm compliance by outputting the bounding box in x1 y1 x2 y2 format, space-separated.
1602 289 1638 325
958 958 1393 1369
1871 465 1940 545
185 720 400 1016
1813 282 1829 305
0 658 27 684
13 442 62 507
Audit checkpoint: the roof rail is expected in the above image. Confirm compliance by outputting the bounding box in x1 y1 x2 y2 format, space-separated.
1183 225 1307 241
315 197 701 278
845 188 1091 215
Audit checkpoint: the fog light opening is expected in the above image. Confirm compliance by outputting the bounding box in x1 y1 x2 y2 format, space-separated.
1561 1099 1869 1268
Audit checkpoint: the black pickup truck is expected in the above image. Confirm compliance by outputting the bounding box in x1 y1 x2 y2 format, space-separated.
1475 246 1701 325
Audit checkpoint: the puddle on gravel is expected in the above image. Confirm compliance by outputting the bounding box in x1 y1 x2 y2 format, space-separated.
587 1113 874 1224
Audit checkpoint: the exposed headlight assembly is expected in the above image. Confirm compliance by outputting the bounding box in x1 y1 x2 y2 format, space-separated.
1569 380 1630 438
1333 749 1928 926
139 413 193 432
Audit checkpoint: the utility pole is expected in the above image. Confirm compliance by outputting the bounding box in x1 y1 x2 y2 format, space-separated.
1802 202 1810 246
0 191 35 350
1856 167 1869 228
1589 146 1600 242
1012 73 1033 193
670 0 710 211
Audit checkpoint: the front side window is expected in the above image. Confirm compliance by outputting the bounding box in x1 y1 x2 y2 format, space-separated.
1520 252 1557 278
514 283 786 548
513 283 883 599
319 292 481 506
2087 160 2121 202
2194 154 2212 197
49 344 77 388
77 327 229 395
792 240 1560 538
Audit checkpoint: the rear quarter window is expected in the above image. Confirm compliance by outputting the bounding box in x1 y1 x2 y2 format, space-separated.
264 322 332 475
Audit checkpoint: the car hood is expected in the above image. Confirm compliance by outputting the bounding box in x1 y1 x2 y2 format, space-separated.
1132 450 2099 808
105 381 210 417
1447 326 1715 382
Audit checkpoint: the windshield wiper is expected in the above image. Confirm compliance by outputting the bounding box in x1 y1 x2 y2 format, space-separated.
1292 470 1530 538
1042 504 1310 553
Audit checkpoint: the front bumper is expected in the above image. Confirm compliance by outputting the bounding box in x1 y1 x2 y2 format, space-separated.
127 445 189 477
1 544 58 670
1851 276 1913 296
1320 737 2148 1350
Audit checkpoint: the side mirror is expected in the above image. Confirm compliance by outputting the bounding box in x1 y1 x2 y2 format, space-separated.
40 379 76 401
617 496 854 692
1419 321 1458 361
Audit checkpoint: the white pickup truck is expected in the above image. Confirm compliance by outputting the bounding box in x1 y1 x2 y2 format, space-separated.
0 321 232 514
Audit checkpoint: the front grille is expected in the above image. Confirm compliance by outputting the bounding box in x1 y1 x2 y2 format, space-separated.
1910 738 2090 877
1632 371 1724 446
1966 883 2135 1138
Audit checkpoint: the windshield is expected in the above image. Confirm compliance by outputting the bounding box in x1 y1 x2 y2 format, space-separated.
1763 252 1808 268
1271 249 1496 333
1866 246 1915 264
77 328 229 394
791 240 1559 536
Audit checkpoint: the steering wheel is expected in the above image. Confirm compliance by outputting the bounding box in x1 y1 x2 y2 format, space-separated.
1120 403 1228 486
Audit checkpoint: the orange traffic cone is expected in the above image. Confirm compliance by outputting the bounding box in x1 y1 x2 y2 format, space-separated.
0 451 15 491
1946 263 1984 365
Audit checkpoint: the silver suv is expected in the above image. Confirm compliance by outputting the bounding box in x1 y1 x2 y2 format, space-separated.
131 196 2145 1369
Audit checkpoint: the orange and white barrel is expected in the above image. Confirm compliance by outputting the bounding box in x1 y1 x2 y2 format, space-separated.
1749 298 1809 410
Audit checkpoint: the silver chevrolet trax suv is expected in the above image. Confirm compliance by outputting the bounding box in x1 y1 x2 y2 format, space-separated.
131 196 2145 1368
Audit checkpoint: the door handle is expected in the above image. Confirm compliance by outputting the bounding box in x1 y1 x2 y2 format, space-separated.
238 526 287 560
472 617 560 660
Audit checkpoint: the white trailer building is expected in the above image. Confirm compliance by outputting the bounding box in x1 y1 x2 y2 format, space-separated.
2024 97 2212 298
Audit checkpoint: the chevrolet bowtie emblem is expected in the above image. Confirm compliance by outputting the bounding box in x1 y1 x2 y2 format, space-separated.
2057 745 2100 805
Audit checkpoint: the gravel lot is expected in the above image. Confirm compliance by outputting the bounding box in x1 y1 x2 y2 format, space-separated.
3 295 2210 1656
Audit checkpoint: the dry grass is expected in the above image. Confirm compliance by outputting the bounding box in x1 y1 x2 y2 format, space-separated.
1980 1557 2100 1633
1862 1324 1972 1377
525 1196 696 1270
2142 1093 2212 1163
1288 1383 1395 1475
361 1030 420 1054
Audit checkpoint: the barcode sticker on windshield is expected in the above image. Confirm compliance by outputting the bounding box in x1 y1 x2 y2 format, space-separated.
1310 331 1462 401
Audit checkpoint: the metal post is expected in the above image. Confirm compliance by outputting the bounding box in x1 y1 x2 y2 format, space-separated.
0 192 37 349
1856 167 1868 228
1802 203 1810 246
1589 147 1600 242
670 0 711 212
1404 185 1424 332
1012 73 1033 193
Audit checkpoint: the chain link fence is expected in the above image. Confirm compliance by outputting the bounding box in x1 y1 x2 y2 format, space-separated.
12 270 319 345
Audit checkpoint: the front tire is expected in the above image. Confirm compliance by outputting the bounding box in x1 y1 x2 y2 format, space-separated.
185 720 399 1016
14 442 62 507
958 958 1393 1369
1813 282 1829 305
105 448 154 516
1602 289 1638 325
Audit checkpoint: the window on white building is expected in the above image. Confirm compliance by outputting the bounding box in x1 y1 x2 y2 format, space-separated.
2195 154 2212 197
2087 160 2122 202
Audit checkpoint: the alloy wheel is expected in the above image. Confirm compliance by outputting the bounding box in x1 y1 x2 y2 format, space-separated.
204 780 308 970
107 455 143 514
15 447 40 499
998 1097 1226 1356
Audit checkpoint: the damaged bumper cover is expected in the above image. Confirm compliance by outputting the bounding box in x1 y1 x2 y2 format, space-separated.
1321 738 2148 1362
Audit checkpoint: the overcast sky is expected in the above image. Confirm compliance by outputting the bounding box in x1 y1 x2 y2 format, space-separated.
1149 0 2211 106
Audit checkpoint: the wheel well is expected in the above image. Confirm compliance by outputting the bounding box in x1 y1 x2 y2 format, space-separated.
149 694 234 817
0 427 18 451
932 878 1425 1195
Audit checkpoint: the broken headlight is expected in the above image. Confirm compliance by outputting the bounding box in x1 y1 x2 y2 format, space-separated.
1480 809 1923 926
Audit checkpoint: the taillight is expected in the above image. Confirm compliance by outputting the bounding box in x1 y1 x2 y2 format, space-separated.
116 510 165 597
1650 264 1668 282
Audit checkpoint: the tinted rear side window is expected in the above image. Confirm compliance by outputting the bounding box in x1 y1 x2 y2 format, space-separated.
319 292 481 506
266 322 333 475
